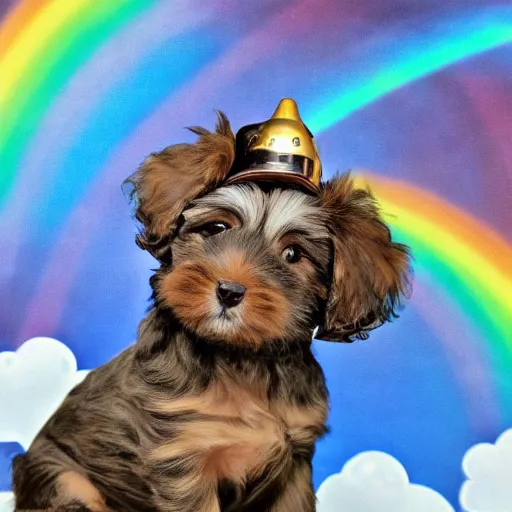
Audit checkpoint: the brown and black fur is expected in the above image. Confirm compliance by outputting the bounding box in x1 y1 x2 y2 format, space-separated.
12 113 411 511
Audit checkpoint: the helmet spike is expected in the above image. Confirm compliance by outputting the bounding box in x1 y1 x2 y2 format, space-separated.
271 98 302 122
225 98 322 193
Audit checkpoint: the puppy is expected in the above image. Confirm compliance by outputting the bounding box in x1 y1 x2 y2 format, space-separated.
12 112 411 511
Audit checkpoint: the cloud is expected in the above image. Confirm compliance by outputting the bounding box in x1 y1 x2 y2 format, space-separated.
460 428 512 512
0 492 13 512
316 451 454 512
0 337 90 451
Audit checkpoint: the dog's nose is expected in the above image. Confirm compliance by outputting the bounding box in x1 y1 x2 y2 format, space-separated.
216 280 246 308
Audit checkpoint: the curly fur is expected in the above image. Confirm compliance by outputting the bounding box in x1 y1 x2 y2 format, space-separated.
124 111 235 261
317 173 412 341
12 112 411 512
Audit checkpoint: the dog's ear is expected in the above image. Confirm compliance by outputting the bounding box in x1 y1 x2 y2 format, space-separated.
316 173 412 342
124 112 235 261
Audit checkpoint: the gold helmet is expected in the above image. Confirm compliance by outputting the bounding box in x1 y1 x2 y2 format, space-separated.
225 98 322 194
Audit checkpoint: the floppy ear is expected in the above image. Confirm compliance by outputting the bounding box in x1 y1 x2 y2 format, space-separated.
124 112 235 261
316 173 412 342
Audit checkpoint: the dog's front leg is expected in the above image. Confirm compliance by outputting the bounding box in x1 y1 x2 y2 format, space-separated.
271 460 316 512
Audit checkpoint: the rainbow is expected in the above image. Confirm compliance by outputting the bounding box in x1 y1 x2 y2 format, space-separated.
2 1 512 207
355 174 512 423
0 0 511 431
307 8 512 133
0 0 155 204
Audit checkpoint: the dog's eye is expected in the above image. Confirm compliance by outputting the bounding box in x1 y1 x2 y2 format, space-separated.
198 222 230 238
282 245 302 264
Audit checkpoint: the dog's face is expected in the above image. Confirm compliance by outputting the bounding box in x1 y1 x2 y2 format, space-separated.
158 185 331 348
126 112 411 349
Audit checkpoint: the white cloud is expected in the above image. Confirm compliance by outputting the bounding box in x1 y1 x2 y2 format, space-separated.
460 428 512 512
0 492 13 512
316 451 454 512
0 337 90 451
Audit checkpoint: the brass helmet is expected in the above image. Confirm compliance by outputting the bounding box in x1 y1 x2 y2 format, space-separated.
225 98 322 194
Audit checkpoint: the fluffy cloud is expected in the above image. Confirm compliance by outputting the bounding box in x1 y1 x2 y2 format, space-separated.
0 337 90 451
0 492 13 512
316 451 454 512
460 428 512 512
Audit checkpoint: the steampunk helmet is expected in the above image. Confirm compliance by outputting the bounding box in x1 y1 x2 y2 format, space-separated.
225 98 322 194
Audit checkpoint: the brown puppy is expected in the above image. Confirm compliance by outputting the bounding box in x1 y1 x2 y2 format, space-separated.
12 113 411 512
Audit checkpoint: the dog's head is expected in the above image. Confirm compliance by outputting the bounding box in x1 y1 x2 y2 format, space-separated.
125 113 411 349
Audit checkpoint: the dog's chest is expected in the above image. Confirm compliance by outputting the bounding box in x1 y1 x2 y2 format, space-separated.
150 380 327 484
